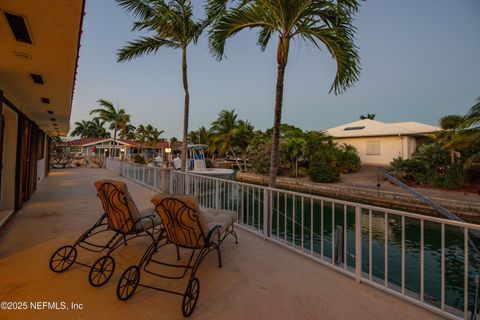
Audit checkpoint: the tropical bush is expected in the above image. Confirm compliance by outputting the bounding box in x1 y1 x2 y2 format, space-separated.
335 144 361 173
247 124 360 182
308 152 340 183
388 143 464 189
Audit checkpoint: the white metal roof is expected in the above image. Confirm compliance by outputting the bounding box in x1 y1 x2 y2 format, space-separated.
326 119 440 138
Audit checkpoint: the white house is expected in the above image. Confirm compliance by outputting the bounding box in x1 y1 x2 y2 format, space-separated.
326 119 441 165
68 137 176 160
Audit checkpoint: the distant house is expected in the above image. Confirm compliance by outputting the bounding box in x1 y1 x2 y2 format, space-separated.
326 119 441 165
68 137 174 159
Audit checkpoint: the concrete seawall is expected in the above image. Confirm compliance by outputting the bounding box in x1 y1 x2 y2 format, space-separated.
236 172 480 223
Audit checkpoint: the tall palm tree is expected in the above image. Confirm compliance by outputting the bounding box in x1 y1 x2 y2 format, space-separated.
209 0 361 187
71 120 92 138
117 0 204 172
90 99 130 157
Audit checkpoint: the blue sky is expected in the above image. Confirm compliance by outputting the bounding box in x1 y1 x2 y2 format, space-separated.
70 0 480 139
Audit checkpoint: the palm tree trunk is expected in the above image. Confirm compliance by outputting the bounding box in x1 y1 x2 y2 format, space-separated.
268 63 286 188
112 120 118 158
243 152 248 172
181 46 189 172
230 147 241 171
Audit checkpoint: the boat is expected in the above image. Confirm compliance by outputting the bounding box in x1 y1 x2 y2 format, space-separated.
171 144 235 179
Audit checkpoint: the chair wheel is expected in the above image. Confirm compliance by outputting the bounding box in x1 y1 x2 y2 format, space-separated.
49 245 77 273
182 277 200 317
89 256 115 287
117 266 140 301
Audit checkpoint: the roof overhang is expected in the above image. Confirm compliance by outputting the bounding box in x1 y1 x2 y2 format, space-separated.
332 132 438 139
0 0 85 137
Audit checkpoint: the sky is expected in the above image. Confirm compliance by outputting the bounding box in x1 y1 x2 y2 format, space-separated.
70 0 480 139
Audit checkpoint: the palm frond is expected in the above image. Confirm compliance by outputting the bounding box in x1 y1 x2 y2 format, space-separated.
209 3 278 59
117 36 178 62
116 0 157 20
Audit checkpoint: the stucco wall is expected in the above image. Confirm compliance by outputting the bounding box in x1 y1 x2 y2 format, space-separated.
1 106 18 210
334 136 414 165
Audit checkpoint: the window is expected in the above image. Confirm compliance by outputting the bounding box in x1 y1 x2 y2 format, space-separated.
344 126 365 131
366 141 381 155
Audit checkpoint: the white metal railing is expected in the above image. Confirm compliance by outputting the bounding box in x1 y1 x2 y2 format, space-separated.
170 170 480 320
105 159 171 193
105 158 480 320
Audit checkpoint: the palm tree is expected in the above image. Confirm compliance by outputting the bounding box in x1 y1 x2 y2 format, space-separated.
360 113 375 120
88 118 111 138
210 109 242 169
117 0 204 172
90 99 131 157
236 119 254 171
439 114 463 130
209 0 361 187
136 124 164 161
119 123 137 140
448 97 480 168
71 120 92 138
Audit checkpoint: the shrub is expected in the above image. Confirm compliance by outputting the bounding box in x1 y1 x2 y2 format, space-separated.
403 159 428 183
389 157 406 177
131 154 146 164
336 144 361 173
413 143 449 172
248 141 272 174
308 152 340 183
442 164 464 189
205 159 213 168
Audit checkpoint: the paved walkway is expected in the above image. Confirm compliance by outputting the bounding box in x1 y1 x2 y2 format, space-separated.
0 168 440 319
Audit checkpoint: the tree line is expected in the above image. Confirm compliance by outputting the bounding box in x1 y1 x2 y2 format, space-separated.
71 99 164 148
190 109 361 183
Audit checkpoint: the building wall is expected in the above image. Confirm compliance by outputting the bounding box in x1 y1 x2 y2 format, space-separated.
37 134 47 182
334 136 412 165
1 106 18 210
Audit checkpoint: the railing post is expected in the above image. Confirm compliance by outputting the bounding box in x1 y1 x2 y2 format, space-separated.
355 206 362 283
263 189 269 239
169 170 174 194
215 180 220 209
119 159 124 177
185 174 190 195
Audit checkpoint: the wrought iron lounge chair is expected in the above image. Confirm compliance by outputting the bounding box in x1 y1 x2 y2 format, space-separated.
116 194 238 317
49 180 162 287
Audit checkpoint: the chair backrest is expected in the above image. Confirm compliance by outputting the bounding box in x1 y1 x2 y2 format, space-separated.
94 180 140 233
151 194 209 248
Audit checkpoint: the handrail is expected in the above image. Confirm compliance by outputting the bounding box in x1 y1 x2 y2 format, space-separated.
106 158 480 319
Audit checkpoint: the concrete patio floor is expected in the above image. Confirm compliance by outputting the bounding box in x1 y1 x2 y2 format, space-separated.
0 168 440 319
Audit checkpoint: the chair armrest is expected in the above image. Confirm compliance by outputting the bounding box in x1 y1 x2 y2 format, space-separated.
206 225 221 245
133 214 157 230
